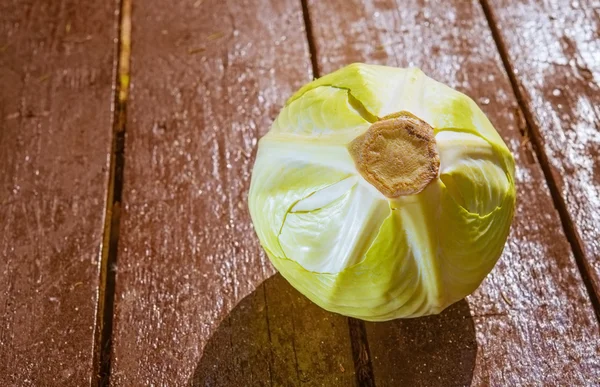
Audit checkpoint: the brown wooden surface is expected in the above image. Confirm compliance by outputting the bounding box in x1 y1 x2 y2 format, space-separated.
305 0 600 384
190 274 356 386
109 0 357 385
3 0 600 385
484 0 600 302
0 0 117 385
365 300 476 387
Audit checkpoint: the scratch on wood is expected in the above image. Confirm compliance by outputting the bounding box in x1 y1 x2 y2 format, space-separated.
188 47 206 55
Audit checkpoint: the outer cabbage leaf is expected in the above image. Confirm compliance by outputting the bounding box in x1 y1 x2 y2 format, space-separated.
248 140 355 257
272 86 371 144
279 182 389 273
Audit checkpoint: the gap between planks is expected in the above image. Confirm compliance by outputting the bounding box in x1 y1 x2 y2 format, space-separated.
479 0 600 323
94 0 133 385
300 1 377 385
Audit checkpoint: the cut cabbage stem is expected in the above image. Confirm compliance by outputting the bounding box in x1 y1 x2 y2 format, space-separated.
348 111 440 198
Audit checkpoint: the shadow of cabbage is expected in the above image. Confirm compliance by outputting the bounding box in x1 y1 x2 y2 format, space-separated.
189 274 476 387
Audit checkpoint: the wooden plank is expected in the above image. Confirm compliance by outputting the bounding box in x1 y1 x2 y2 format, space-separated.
264 275 355 386
483 0 600 305
189 274 356 386
365 300 476 387
0 0 117 385
109 0 356 385
304 0 600 385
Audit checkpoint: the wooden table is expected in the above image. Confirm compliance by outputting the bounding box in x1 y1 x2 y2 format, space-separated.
2 0 599 385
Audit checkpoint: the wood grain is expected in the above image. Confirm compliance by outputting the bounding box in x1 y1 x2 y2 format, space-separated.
0 0 117 385
189 274 356 386
304 0 600 384
109 0 356 385
264 275 355 386
483 0 600 304
364 300 476 387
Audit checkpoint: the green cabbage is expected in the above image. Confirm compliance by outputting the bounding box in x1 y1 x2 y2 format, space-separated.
249 63 516 321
